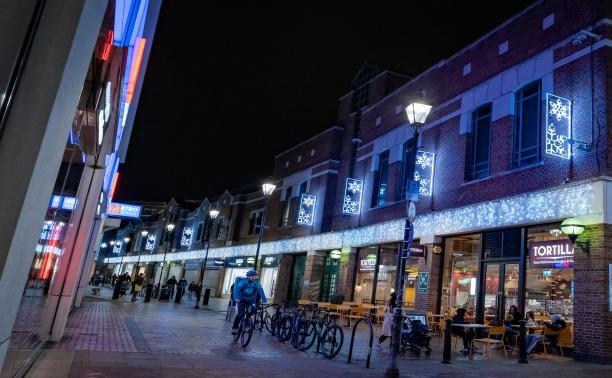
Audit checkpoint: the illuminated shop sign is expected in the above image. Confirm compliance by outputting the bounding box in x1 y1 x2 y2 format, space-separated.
297 194 317 225
406 244 426 258
212 259 225 266
414 151 435 196
529 240 574 268
342 178 363 215
545 93 571 159
106 202 141 218
97 82 112 145
180 227 193 247
359 253 378 272
145 234 156 251
49 195 78 211
262 255 278 268
40 221 65 241
226 256 255 268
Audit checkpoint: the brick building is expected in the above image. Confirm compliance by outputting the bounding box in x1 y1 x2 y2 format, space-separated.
107 0 612 363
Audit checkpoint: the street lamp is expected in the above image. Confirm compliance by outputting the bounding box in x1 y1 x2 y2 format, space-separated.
254 182 276 271
195 208 219 309
156 223 175 299
561 217 589 254
134 230 148 276
385 102 431 378
118 237 130 275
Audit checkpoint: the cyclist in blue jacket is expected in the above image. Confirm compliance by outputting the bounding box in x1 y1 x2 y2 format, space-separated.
231 270 266 335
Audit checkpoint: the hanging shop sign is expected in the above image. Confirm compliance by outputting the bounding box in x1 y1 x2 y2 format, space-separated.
226 256 255 268
528 240 574 268
545 93 571 159
407 244 426 258
107 202 141 219
342 178 363 215
180 227 193 247
212 259 225 267
262 255 279 268
359 253 378 272
414 151 435 196
145 234 156 251
297 194 317 225
417 272 429 294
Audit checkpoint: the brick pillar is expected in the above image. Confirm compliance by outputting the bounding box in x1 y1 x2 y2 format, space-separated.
336 248 357 301
414 246 443 313
573 224 612 363
301 251 326 301
273 254 294 303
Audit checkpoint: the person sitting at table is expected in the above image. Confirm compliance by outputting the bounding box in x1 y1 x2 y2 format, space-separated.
502 305 522 349
451 308 477 353
525 314 566 355
524 311 536 326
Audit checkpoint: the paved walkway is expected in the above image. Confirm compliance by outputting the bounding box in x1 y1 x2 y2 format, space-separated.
2 286 612 377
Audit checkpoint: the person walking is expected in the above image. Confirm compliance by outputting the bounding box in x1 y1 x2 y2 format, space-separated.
193 281 203 309
166 275 177 299
376 292 397 351
131 273 145 302
175 277 188 303
187 281 195 300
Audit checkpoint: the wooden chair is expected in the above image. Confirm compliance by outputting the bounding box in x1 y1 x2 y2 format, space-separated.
298 299 310 305
543 327 571 358
472 326 507 359
374 306 386 324
427 311 440 335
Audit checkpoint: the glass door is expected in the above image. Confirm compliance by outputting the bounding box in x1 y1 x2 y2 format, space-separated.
481 262 520 323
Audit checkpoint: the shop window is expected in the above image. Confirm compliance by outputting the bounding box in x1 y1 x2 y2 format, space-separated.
279 187 293 227
465 103 491 181
371 150 390 207
513 80 541 167
482 228 521 259
441 234 481 317
248 210 263 235
294 181 307 222
398 138 417 200
354 247 380 305
195 222 204 241
525 224 573 321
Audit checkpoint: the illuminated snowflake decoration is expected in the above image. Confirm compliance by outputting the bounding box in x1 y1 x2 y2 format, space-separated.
343 195 359 214
180 227 193 247
416 153 434 169
548 98 569 121
348 180 362 193
546 124 568 157
418 179 430 195
297 194 316 225
145 234 156 251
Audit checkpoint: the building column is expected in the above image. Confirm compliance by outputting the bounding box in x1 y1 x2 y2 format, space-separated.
414 245 443 313
0 0 106 368
573 223 612 363
273 254 294 303
301 251 326 301
38 163 105 342
73 216 104 308
336 247 357 301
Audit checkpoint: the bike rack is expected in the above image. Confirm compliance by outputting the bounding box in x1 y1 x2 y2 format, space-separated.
347 316 374 368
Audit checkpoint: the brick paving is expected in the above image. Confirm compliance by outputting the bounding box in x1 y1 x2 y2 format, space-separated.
2 286 612 377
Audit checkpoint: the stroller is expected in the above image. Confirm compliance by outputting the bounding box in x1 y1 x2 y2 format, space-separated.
400 318 432 357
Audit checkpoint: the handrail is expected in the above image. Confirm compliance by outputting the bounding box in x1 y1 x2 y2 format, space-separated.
347 316 374 368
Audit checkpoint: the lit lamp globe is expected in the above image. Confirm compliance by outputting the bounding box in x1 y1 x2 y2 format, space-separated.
209 209 220 219
141 230 149 237
405 102 432 125
166 223 175 232
560 217 586 243
262 183 276 197
123 237 130 243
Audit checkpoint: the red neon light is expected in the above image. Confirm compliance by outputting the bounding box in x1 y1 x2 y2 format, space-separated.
38 239 58 280
109 172 119 202
126 38 147 103
101 30 114 61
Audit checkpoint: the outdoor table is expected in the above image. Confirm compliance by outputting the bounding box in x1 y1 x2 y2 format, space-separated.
451 324 491 359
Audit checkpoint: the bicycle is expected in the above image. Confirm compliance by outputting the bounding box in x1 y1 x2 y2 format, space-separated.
297 308 344 358
232 301 256 347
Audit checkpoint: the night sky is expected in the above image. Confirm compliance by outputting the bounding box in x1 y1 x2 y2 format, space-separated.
114 1 535 203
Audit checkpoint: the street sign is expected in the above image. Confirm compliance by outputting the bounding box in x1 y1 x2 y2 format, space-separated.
406 179 420 202
417 272 429 294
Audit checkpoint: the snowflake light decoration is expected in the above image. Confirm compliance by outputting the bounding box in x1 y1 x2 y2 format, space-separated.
297 194 316 225
145 234 156 251
416 152 434 170
413 151 435 196
545 93 571 159
180 227 193 247
342 178 363 214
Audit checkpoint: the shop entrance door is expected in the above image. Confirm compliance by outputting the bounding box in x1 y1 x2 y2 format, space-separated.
481 262 519 323
289 255 306 301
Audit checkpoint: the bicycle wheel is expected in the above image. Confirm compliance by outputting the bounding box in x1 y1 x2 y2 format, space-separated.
233 321 242 342
254 310 263 332
320 324 344 359
278 316 292 342
240 316 254 347
297 320 317 351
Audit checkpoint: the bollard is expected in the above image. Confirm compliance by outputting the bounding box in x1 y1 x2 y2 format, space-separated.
347 317 374 369
518 320 528 364
441 318 452 364
143 283 153 303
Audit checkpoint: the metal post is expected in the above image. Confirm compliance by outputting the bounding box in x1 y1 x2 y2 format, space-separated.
518 320 528 363
156 231 173 299
195 221 213 309
254 197 269 272
441 318 452 364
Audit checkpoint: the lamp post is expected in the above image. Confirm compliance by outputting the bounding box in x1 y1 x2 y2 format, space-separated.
156 223 175 299
135 230 148 276
195 208 219 309
254 182 276 272
118 237 130 275
385 102 431 378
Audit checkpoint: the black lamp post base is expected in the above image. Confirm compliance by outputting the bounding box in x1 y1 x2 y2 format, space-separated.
383 367 399 378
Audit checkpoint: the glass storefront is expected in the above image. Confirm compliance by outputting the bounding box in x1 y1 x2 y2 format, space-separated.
320 252 340 302
441 234 480 317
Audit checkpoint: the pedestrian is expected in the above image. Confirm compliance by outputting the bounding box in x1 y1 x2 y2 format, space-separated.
451 308 478 354
194 281 203 309
526 314 566 355
132 273 145 302
376 291 397 351
178 277 188 297
111 273 117 287
187 281 195 300
166 275 177 299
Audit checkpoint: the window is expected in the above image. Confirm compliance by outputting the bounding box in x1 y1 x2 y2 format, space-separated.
375 116 382 126
196 222 204 241
310 149 315 157
395 105 402 115
398 139 416 200
215 217 225 240
295 181 308 221
463 63 471 76
297 155 302 162
248 210 263 235
466 103 492 180
371 150 390 207
499 41 509 55
513 80 541 167
279 187 293 227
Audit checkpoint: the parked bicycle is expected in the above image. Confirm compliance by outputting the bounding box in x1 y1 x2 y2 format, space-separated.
297 307 344 358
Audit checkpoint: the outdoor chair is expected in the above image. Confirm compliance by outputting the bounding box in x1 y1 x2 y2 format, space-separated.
472 326 507 359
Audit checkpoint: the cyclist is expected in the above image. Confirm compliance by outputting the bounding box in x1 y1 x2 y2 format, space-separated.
231 270 266 335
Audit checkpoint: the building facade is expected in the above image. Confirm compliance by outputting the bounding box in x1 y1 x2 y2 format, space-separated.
106 0 612 363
